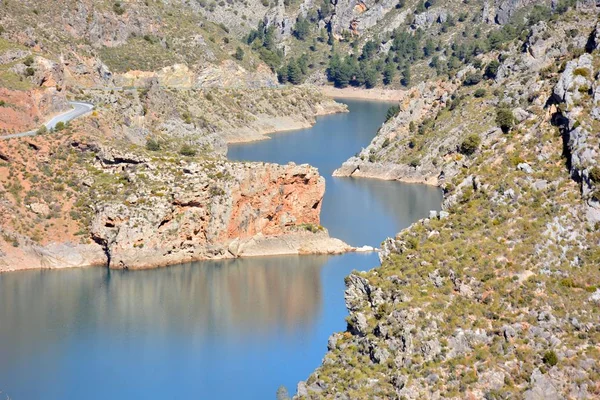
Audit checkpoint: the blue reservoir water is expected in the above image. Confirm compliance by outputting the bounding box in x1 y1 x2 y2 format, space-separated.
0 99 441 399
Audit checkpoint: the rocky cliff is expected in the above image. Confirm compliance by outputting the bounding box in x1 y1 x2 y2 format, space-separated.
0 136 350 272
88 150 349 269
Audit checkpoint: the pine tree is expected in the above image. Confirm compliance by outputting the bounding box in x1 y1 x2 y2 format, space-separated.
277 66 288 83
401 65 411 87
364 66 378 88
287 59 303 84
297 54 309 75
383 63 395 85
293 17 311 40
424 38 435 57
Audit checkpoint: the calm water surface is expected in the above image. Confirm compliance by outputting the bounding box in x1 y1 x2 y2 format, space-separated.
0 99 441 399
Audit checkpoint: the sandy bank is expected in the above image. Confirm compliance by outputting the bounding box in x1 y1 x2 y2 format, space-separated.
225 102 348 144
333 161 440 187
321 86 405 102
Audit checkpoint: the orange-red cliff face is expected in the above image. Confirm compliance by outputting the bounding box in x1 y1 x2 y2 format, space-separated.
0 88 69 135
226 166 323 239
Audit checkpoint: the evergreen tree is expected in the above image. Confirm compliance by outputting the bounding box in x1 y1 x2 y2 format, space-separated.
327 52 341 81
277 66 288 83
335 59 353 88
361 40 378 60
424 38 435 57
364 66 378 88
263 25 276 49
401 65 411 87
287 59 303 84
383 63 395 85
293 17 311 40
297 54 309 75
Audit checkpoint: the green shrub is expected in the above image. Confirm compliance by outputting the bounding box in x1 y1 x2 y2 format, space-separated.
179 144 197 157
146 139 161 151
23 56 35 67
385 105 400 122
182 112 193 125
36 125 48 135
496 107 515 133
460 134 481 155
113 2 126 15
409 158 420 168
219 23 230 33
143 35 158 44
556 0 576 13
589 166 600 183
234 47 245 61
463 73 482 86
474 88 486 98
485 60 500 79
54 122 66 131
0 100 5 107
542 351 558 367
560 277 576 288
25 67 35 77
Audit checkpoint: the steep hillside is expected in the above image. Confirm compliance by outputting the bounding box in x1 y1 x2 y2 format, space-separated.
0 0 350 271
297 4 600 399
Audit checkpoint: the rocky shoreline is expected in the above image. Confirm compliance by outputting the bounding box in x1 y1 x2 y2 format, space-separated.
333 161 440 187
224 100 348 144
0 230 354 273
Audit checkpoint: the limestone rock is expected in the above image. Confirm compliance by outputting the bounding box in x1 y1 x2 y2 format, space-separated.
523 369 561 400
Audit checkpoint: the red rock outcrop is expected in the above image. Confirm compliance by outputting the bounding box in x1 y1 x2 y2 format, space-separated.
0 87 69 135
85 156 350 270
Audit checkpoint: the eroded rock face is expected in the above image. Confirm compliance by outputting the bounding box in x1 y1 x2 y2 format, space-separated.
495 0 541 25
89 158 345 269
67 1 157 48
327 0 399 37
552 44 600 223
0 87 69 134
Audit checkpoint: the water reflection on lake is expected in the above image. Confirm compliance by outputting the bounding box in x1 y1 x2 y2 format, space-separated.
0 253 379 400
